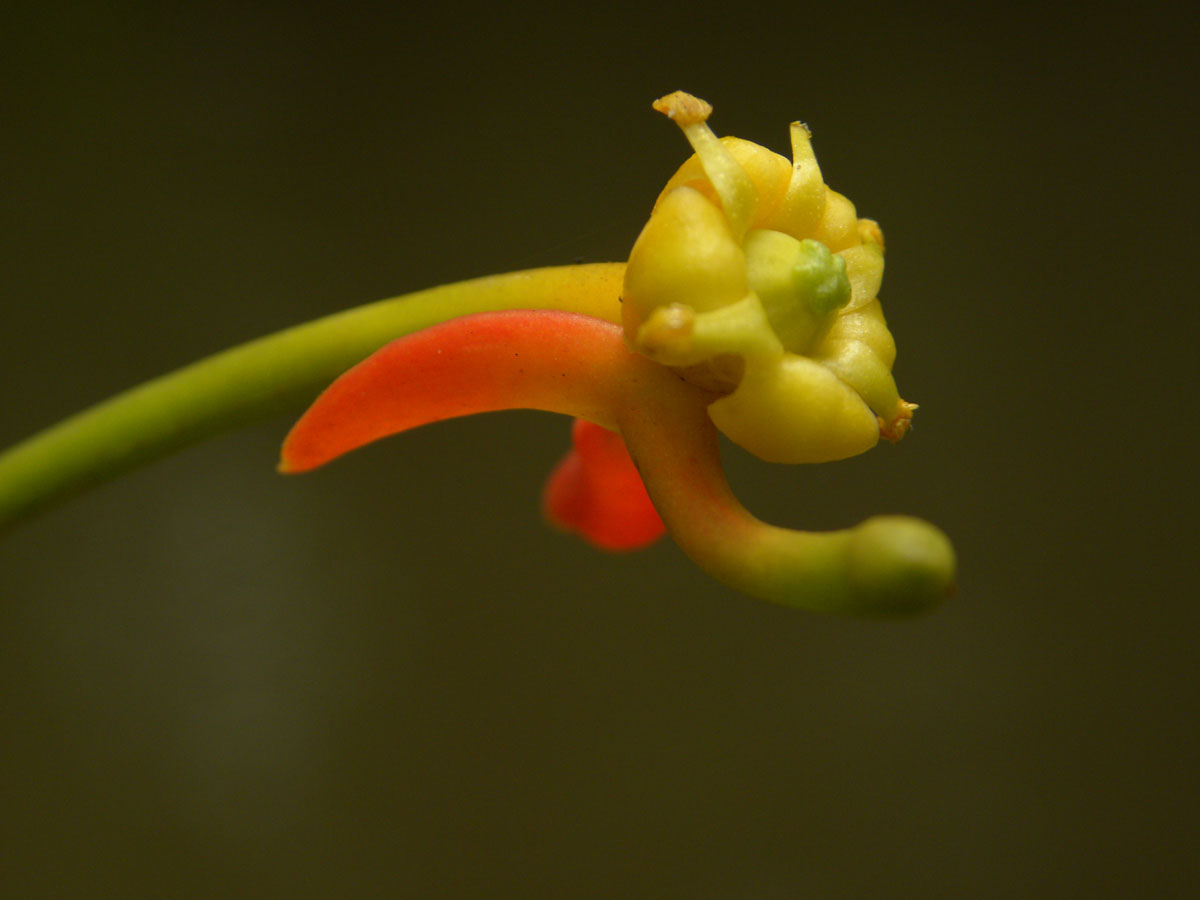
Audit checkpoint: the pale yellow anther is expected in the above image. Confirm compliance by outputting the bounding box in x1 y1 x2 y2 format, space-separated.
651 91 713 126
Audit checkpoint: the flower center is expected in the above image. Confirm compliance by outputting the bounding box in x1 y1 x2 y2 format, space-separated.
743 230 851 355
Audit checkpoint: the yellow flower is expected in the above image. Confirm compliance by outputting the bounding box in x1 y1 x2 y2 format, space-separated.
0 91 953 616
623 91 915 463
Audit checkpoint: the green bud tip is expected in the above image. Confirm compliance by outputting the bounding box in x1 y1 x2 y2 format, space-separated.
793 239 851 318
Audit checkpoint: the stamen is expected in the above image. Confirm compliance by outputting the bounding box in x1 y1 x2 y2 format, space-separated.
652 91 758 239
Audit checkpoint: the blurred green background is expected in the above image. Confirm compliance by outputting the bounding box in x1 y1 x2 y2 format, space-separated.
1 2 1195 897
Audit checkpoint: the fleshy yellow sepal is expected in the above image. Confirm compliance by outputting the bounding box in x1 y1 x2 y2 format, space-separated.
709 354 881 464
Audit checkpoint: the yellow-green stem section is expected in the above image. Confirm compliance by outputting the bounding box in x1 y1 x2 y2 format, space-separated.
0 263 625 531
618 372 954 615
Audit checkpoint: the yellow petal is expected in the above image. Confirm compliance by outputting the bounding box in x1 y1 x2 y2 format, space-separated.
813 189 860 252
655 137 792 232
817 340 902 423
707 353 879 463
838 240 885 312
817 299 896 368
623 186 747 338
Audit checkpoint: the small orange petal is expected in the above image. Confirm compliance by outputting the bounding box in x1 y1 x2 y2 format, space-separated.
542 418 665 551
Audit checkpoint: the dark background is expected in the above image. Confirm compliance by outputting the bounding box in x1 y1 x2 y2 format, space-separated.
1 2 1195 897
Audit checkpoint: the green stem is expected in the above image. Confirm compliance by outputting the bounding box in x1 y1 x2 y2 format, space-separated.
0 263 625 531
616 354 955 615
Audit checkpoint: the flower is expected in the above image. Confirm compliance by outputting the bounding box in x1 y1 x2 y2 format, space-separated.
0 91 952 614
278 92 954 615
624 91 914 460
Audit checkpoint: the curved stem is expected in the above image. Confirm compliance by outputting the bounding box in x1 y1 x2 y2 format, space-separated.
616 377 955 615
282 309 954 614
0 263 624 531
